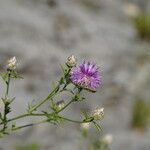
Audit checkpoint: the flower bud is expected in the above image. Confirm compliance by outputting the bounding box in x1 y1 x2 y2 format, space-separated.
66 55 77 67
7 56 17 70
56 100 65 110
81 122 90 130
101 134 113 145
92 107 104 120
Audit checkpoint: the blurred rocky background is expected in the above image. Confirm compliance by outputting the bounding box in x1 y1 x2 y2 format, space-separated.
0 0 150 150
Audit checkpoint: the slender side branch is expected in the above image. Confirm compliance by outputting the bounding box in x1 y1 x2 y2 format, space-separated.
57 99 74 113
30 85 59 112
5 115 93 131
8 119 48 132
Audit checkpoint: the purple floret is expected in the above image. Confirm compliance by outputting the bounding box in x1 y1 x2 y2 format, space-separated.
70 62 101 91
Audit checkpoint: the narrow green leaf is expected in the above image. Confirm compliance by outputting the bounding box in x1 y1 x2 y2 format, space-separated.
93 121 102 132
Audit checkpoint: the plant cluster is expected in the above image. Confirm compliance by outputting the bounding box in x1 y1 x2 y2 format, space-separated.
134 14 150 40
0 55 104 137
131 98 150 130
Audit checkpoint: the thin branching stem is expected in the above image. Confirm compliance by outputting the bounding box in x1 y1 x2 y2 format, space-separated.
30 84 60 112
0 60 101 135
8 119 48 132
4 115 93 131
2 70 11 132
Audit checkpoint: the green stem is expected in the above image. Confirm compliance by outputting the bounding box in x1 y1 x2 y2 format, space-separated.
30 84 59 112
0 68 85 133
57 99 74 113
34 67 72 110
2 71 11 132
10 119 48 132
4 113 45 124
6 114 30 123
5 98 73 123
59 116 84 123
5 72 11 98
58 87 82 112
4 99 73 125
9 116 88 131
7 115 92 131
6 82 79 124
2 81 61 125
29 69 71 112
0 111 93 131
0 83 65 125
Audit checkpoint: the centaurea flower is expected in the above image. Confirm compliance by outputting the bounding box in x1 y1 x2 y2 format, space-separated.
70 62 101 91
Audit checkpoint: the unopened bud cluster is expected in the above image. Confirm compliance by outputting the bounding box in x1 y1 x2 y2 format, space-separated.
92 107 104 120
56 100 65 110
101 134 113 145
66 55 77 67
81 122 90 130
7 56 17 70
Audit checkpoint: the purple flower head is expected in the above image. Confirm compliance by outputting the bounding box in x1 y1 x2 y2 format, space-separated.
70 62 102 91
